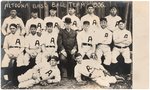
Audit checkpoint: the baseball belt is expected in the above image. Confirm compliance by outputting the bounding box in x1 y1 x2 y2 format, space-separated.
9 46 21 48
115 45 128 49
82 43 92 47
46 46 55 48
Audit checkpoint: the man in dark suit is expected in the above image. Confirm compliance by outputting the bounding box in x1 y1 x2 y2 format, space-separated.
57 17 77 79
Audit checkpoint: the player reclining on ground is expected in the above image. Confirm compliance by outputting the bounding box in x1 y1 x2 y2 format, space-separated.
17 56 61 88
74 53 117 87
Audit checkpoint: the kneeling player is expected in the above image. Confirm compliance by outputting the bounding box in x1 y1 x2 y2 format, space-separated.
74 53 117 87
17 56 61 88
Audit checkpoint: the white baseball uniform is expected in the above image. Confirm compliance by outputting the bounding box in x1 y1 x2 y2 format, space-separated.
105 15 121 32
24 33 42 65
25 17 46 35
36 30 58 64
74 59 117 87
62 14 81 31
44 16 63 33
1 16 25 36
112 29 132 64
81 14 100 32
18 61 61 88
95 27 112 65
77 28 96 59
2 33 25 67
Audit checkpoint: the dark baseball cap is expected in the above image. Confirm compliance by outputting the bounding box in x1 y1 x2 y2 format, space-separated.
64 17 72 24
46 22 53 27
87 4 94 9
9 23 17 28
68 5 76 10
100 18 107 22
83 21 90 25
31 9 38 13
30 24 37 28
75 53 82 58
50 6 57 10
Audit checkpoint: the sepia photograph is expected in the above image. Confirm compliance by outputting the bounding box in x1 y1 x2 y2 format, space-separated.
0 0 148 89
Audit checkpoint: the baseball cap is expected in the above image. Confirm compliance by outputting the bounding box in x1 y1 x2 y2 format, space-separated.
118 20 125 24
46 22 53 27
49 6 57 10
9 23 17 28
100 18 107 22
30 24 37 28
83 21 90 25
47 56 59 62
110 6 117 10
87 4 94 9
64 17 72 24
68 5 76 10
75 53 82 58
31 9 38 13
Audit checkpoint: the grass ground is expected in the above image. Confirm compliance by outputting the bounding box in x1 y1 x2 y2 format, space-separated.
1 74 132 89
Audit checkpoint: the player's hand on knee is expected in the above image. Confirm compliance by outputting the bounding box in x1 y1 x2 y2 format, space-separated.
32 73 39 80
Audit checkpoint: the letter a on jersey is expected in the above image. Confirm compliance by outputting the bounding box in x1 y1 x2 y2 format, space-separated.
50 38 55 44
105 33 108 37
37 23 42 28
92 20 97 25
124 34 128 38
35 40 40 46
72 21 77 26
15 39 21 45
54 22 58 28
88 36 92 42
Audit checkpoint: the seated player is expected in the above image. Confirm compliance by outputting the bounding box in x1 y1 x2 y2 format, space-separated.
17 56 61 88
95 18 112 65
77 21 96 60
24 24 42 68
74 53 117 87
1 24 25 83
36 22 58 64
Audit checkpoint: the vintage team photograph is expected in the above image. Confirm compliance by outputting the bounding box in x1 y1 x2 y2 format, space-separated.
1 1 132 89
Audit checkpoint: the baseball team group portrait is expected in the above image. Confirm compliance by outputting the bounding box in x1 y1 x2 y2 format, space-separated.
1 1 133 89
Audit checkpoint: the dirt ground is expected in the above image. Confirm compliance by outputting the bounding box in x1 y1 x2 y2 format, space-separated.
2 74 132 89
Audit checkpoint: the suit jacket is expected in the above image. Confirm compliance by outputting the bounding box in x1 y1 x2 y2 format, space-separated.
57 28 77 52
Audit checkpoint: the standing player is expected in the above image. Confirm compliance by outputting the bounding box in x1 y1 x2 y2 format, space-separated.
24 24 42 68
81 4 100 32
74 53 117 87
1 9 25 36
18 56 61 88
77 21 96 60
1 24 25 84
44 7 63 34
105 6 122 32
36 22 58 64
95 18 112 66
57 17 77 78
62 5 81 31
111 20 132 74
25 9 45 36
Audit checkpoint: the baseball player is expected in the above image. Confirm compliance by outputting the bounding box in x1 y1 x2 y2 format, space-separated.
1 23 25 83
77 21 96 60
112 20 132 64
105 6 122 32
44 7 63 34
25 9 45 36
62 5 81 31
24 24 42 68
1 9 25 36
74 53 117 87
81 4 100 32
17 56 61 88
36 22 58 64
95 18 112 65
